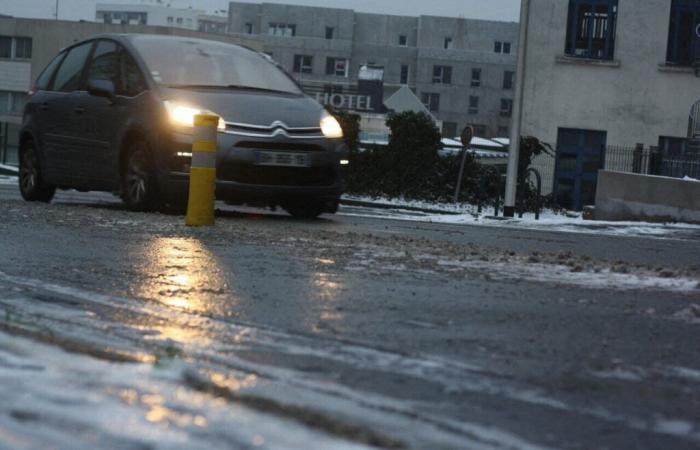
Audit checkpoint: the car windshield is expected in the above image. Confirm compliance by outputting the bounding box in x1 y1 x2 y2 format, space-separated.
129 35 302 94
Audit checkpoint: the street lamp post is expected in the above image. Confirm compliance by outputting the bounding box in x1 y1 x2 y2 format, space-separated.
503 0 531 217
55 0 59 20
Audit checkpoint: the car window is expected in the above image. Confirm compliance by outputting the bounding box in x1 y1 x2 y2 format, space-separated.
35 52 65 91
129 36 301 94
86 40 121 93
121 49 147 97
53 42 93 93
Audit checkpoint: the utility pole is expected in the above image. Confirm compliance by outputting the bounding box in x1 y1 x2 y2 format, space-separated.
503 0 531 217
55 0 59 20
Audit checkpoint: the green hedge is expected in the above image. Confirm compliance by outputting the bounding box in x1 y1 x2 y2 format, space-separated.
333 109 550 208
336 111 480 202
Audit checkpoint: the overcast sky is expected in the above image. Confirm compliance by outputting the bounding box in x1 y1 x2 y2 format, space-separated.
0 0 521 22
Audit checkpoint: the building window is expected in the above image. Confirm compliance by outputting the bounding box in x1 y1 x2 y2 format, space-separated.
326 57 349 77
0 91 10 114
326 27 334 39
432 65 452 84
471 68 482 87
503 70 515 89
0 36 12 58
400 64 409 84
167 16 173 24
421 92 440 112
469 96 479 115
444 37 454 49
268 23 296 37
565 0 618 60
666 0 700 66
442 122 457 138
293 55 313 74
399 35 407 46
473 125 487 137
15 37 32 59
0 36 32 60
500 99 513 117
176 17 183 24
245 23 253 34
498 126 509 137
494 41 512 54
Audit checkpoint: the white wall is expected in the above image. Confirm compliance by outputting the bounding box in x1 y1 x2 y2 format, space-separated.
522 0 698 148
0 61 31 92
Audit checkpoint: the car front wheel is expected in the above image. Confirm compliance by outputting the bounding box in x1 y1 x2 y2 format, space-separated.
121 142 159 211
19 141 55 203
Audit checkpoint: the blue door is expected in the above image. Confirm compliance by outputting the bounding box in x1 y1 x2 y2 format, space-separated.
554 128 607 211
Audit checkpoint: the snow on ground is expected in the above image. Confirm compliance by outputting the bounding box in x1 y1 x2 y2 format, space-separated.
0 175 17 186
341 195 700 240
0 331 374 450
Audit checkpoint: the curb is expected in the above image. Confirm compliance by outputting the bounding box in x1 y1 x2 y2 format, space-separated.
340 199 461 215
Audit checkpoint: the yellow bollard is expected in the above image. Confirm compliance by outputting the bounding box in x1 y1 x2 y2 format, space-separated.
186 113 218 226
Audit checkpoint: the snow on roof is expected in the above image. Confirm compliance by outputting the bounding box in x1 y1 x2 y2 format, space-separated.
358 65 384 81
441 138 463 148
491 138 510 146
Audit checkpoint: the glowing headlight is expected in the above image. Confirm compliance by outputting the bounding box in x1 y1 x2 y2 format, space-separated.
320 113 343 139
164 101 225 130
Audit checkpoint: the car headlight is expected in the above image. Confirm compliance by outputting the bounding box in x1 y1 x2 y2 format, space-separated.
164 101 225 131
320 113 343 139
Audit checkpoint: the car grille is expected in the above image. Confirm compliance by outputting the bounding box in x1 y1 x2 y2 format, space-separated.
224 121 324 139
218 163 337 187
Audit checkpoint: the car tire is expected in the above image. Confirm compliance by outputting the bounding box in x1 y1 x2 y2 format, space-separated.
19 140 55 203
283 201 325 220
121 141 159 211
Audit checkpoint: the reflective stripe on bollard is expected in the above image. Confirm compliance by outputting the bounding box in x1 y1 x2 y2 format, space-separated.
185 113 218 226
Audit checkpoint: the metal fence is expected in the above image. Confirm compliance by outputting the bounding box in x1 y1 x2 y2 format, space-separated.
606 144 700 179
523 141 699 211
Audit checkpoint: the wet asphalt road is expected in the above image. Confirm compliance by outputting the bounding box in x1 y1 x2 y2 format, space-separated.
0 182 700 450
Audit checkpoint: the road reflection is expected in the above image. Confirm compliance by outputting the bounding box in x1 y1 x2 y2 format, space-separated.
124 236 241 349
310 258 346 331
135 236 230 313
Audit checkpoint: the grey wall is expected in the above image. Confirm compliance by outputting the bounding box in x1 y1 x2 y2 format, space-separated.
595 171 700 224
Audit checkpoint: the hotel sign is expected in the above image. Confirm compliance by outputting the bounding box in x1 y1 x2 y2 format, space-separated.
314 93 375 112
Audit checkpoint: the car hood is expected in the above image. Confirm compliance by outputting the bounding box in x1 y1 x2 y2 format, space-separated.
159 87 325 128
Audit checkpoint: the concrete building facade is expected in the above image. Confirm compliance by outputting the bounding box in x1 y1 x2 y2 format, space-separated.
96 2 203 30
521 0 700 209
226 2 519 139
0 17 260 168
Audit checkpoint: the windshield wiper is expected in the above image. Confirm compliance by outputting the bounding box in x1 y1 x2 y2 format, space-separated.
163 83 295 94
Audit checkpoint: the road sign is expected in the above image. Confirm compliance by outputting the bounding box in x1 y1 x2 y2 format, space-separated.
461 125 474 147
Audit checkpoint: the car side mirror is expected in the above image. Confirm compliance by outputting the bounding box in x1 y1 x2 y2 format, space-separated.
87 79 115 101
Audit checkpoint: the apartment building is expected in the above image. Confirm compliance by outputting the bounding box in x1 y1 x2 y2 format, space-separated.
96 2 202 30
226 2 519 138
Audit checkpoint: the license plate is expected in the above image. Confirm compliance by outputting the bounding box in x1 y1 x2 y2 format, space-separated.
255 151 309 167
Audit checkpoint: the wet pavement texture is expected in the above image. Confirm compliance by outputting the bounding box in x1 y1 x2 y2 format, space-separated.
0 184 699 449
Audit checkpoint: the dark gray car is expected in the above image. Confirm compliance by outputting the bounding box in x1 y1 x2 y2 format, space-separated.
18 34 347 218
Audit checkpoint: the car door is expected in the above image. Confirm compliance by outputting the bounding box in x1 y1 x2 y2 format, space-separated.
78 41 150 189
41 41 94 187
76 39 124 189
